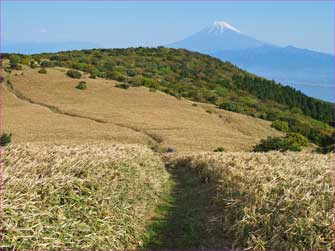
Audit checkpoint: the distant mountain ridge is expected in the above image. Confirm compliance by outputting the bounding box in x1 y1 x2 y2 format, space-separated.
168 21 334 102
213 45 334 101
2 41 99 54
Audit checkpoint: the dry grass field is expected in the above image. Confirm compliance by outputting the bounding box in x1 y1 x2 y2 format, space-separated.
2 66 282 152
1 65 332 250
1 143 170 250
2 142 332 250
168 151 334 250
1 71 151 146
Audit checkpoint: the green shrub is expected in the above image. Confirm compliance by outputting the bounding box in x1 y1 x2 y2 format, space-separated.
115 83 130 89
219 102 242 113
254 137 285 152
9 55 21 69
317 144 334 154
142 78 158 89
66 70 82 79
1 133 12 146
127 69 137 77
291 107 303 114
266 112 279 121
271 120 289 132
38 68 47 74
10 65 22 70
206 95 218 104
89 69 100 79
254 133 308 152
166 90 181 99
20 56 31 66
76 81 87 90
106 71 126 81
40 60 54 68
29 61 38 69
319 132 334 151
129 75 144 87
214 147 225 152
285 132 309 148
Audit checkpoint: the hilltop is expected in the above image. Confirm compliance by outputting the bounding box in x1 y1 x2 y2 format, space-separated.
1 65 282 152
2 47 332 151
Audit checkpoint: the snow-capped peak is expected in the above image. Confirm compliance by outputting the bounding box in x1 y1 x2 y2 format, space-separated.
208 21 240 33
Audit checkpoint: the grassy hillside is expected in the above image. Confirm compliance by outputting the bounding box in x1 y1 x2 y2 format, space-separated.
167 151 333 250
1 76 150 145
0 48 333 250
2 143 170 250
1 66 282 152
3 47 333 150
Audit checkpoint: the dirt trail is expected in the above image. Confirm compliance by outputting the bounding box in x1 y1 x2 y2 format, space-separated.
143 164 231 249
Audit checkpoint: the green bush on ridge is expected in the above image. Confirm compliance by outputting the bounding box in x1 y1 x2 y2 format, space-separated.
40 60 54 68
271 120 289 132
38 68 47 74
76 81 87 90
115 83 130 89
66 70 82 79
9 55 21 70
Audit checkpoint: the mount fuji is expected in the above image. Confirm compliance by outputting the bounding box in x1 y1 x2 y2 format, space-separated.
168 21 334 102
168 21 266 53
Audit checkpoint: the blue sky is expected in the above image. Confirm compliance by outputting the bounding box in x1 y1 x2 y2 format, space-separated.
2 1 334 54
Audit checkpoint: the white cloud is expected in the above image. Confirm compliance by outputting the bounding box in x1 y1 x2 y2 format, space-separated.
33 27 48 33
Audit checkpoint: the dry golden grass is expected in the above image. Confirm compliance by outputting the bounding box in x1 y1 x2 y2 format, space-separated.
1 75 150 145
2 62 332 251
2 66 282 151
1 143 170 250
168 151 334 250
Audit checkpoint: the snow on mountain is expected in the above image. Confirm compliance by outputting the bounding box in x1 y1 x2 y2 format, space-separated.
168 21 265 53
206 21 240 34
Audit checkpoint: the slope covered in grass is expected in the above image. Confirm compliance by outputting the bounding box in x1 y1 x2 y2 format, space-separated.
4 48 333 149
2 66 282 152
1 143 170 250
168 152 333 250
1 81 151 145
